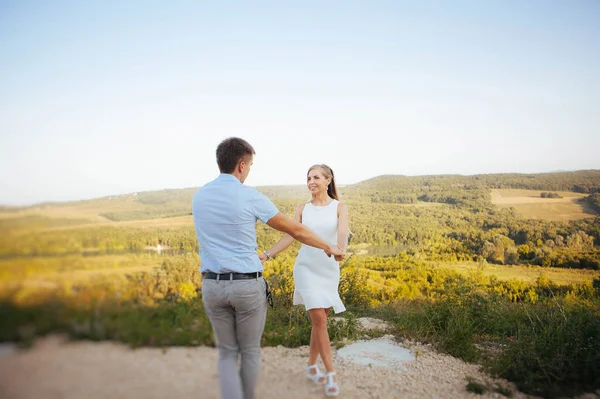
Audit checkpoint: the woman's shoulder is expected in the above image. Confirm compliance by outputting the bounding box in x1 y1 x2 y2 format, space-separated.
300 200 311 208
295 201 310 213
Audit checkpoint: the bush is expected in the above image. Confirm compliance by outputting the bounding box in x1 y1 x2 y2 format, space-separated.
491 301 600 397
372 289 600 398
541 192 562 199
3 256 599 398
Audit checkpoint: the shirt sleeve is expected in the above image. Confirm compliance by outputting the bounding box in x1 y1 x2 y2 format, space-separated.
250 189 279 223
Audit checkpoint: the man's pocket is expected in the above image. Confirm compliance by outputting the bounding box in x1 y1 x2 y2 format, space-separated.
232 279 264 299
230 279 267 311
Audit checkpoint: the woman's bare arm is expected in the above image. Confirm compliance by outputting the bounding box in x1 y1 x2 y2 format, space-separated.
335 202 349 261
263 203 305 257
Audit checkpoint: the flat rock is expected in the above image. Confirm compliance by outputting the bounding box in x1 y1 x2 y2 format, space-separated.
337 335 415 368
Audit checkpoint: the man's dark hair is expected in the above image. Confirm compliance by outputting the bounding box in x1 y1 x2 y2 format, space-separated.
216 137 256 173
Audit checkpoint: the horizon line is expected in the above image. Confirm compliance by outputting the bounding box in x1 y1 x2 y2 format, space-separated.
2 168 599 209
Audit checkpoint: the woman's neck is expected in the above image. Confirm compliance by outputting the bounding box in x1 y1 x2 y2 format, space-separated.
311 191 331 205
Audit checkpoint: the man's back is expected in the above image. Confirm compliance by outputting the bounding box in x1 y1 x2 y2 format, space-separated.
194 137 343 399
192 173 278 274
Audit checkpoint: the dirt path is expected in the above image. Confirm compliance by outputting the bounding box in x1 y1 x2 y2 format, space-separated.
0 335 535 399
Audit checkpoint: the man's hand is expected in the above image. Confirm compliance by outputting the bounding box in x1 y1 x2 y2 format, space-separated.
325 245 345 258
258 253 268 263
335 245 346 262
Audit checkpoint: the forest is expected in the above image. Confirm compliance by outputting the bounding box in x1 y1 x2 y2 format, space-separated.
2 171 599 269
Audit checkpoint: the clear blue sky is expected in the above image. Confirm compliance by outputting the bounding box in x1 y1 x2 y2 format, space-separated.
1 0 599 205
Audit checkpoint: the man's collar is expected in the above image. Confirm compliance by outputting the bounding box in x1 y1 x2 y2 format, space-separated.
218 173 241 183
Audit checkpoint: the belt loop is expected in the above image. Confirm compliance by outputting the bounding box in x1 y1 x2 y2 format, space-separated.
256 272 259 280
229 272 233 281
217 273 220 281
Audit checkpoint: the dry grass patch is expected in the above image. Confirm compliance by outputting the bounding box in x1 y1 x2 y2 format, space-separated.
446 262 600 285
490 189 596 221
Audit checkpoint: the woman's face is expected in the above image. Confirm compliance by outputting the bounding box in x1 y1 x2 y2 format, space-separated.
307 168 330 194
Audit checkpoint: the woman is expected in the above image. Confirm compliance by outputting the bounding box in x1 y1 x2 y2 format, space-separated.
261 164 348 397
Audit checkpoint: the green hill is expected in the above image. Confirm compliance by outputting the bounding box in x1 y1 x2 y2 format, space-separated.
4 170 600 222
1 171 600 398
1 170 599 269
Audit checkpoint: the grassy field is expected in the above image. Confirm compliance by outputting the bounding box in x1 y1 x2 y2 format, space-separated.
490 189 597 221
444 261 600 285
2 173 599 397
0 211 193 236
2 252 598 296
0 254 161 289
0 195 141 221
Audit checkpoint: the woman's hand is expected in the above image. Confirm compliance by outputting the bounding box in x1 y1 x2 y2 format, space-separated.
333 245 346 262
325 244 343 258
259 253 268 263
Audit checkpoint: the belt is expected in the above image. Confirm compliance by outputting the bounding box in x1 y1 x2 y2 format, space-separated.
203 271 263 280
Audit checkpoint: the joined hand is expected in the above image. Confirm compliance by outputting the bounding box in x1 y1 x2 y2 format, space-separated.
325 245 345 260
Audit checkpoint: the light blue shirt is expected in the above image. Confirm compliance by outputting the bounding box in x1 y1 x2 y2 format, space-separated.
192 173 279 273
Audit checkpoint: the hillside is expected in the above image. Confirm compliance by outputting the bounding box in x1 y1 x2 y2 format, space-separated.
1 170 599 269
2 170 600 222
2 170 600 398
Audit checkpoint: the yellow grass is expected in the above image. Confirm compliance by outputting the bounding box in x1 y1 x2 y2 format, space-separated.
4 265 157 290
0 210 194 235
40 215 194 233
120 215 193 228
0 196 142 222
490 189 597 221
444 262 600 285
0 254 161 289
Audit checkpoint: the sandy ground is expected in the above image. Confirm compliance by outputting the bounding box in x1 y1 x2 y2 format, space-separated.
0 334 541 399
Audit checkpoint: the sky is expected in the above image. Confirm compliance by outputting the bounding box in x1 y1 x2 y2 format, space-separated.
1 0 599 205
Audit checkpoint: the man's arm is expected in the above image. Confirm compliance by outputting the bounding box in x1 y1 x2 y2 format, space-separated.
263 204 304 259
266 212 343 256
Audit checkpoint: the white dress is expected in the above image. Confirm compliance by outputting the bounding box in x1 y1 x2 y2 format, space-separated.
293 199 346 314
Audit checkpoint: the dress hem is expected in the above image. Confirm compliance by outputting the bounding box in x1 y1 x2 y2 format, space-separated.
293 290 346 314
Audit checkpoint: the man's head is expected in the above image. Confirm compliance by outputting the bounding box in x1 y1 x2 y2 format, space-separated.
216 137 256 183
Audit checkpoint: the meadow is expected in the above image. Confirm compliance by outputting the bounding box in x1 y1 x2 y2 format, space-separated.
490 189 596 221
1 170 600 398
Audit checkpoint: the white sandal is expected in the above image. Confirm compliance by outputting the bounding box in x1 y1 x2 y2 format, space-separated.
306 364 326 384
325 371 339 397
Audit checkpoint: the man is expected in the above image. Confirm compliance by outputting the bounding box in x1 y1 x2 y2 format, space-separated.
192 137 344 399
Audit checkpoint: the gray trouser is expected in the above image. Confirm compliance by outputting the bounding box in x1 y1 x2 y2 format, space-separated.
202 277 268 399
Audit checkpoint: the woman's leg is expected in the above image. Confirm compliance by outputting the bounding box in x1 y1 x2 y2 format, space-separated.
307 322 325 382
308 308 335 373
308 322 320 366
